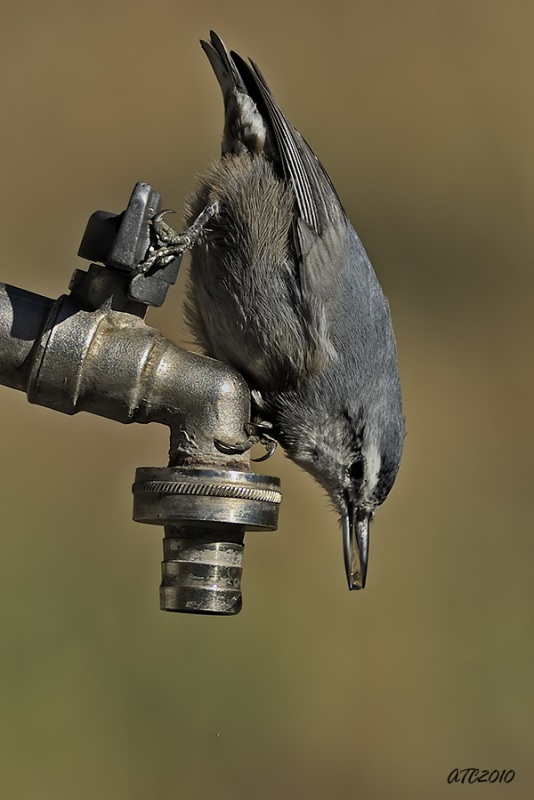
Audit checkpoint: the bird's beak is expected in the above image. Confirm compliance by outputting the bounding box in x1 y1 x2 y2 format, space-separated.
342 504 370 591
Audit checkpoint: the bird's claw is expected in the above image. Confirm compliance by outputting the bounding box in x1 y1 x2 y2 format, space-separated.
138 200 220 274
152 209 179 244
251 435 277 462
215 420 277 461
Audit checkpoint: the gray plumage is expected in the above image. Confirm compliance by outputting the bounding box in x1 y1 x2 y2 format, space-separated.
184 31 404 589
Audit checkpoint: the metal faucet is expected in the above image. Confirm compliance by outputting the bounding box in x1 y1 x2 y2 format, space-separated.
0 182 281 616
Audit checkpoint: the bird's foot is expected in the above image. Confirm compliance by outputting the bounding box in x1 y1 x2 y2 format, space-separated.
215 420 277 462
138 200 219 273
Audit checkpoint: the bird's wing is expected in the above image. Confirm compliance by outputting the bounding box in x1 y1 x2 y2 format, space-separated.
202 32 352 369
203 31 347 235
233 52 346 238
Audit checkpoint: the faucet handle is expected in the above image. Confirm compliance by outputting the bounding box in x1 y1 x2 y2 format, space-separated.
77 181 182 308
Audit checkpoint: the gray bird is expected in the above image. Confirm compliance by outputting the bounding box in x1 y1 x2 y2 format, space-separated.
155 31 404 589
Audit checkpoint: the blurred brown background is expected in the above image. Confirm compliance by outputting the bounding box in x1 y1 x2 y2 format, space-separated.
0 1 532 798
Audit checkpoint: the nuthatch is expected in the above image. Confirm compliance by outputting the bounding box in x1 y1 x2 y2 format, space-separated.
152 31 404 590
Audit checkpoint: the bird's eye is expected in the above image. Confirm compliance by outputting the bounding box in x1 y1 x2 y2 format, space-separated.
348 458 364 482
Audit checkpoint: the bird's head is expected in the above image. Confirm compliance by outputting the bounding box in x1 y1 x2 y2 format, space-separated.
285 402 403 590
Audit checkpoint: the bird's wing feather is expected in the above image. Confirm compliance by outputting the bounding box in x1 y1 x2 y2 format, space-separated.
202 32 352 368
201 32 247 97
235 55 346 237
